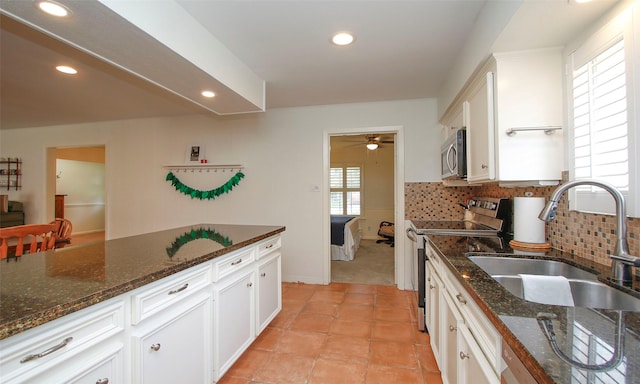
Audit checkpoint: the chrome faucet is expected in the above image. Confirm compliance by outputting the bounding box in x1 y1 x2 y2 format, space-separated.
538 179 640 284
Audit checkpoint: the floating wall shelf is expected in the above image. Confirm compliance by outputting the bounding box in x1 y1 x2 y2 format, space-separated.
163 164 244 172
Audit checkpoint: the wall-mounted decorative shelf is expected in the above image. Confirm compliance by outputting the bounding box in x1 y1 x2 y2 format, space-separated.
163 164 243 172
0 158 22 190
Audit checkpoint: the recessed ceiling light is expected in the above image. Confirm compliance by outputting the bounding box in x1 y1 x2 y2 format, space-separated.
36 1 70 17
56 65 77 75
201 90 215 98
331 32 355 46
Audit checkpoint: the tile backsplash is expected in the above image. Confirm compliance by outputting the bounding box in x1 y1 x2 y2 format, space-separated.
405 181 639 267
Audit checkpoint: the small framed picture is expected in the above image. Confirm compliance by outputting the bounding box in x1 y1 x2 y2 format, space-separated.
186 144 206 163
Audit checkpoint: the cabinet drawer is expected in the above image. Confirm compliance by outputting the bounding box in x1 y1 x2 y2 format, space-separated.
212 246 256 282
257 236 281 259
131 264 211 324
0 300 125 383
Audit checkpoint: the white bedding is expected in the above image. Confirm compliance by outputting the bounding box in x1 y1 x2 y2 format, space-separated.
331 217 361 261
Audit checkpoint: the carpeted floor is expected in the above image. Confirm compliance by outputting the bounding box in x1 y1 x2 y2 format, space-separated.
331 239 395 286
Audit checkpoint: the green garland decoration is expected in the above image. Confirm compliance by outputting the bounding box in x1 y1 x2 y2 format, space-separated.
165 171 245 200
166 227 232 258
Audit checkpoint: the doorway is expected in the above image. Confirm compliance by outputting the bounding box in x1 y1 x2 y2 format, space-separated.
323 126 406 288
47 145 106 242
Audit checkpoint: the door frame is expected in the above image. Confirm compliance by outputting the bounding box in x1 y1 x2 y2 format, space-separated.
322 126 405 288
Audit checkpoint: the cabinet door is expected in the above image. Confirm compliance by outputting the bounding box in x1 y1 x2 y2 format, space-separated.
465 72 495 182
441 290 463 384
428 270 443 362
458 325 499 384
214 269 255 381
256 252 281 334
134 293 212 384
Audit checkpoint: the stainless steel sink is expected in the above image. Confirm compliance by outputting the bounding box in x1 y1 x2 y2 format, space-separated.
468 256 640 311
468 256 597 280
491 275 640 311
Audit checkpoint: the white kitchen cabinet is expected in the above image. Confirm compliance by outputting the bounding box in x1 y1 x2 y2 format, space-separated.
443 47 563 185
132 290 212 384
0 299 125 384
426 241 501 384
256 251 282 334
458 324 500 384
427 264 443 362
213 268 256 381
464 72 495 183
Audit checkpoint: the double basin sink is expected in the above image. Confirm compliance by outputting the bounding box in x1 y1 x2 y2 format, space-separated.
468 255 640 311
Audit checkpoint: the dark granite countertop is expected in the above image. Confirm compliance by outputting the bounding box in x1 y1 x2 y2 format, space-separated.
427 234 640 384
0 224 285 340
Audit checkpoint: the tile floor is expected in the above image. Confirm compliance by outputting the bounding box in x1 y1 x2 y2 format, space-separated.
219 282 443 384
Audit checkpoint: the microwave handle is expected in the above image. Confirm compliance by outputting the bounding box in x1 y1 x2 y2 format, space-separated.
446 144 457 173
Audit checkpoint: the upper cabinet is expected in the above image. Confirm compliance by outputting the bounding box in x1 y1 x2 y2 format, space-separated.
442 48 564 186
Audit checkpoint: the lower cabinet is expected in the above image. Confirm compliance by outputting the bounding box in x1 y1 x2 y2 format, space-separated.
427 241 501 384
256 251 282 334
132 291 212 384
0 234 283 384
213 268 256 381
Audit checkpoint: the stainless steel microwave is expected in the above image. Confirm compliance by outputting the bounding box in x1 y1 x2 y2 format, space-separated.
441 129 467 180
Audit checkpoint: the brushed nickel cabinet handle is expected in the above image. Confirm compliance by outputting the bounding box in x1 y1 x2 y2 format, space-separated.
247 282 253 288
96 379 110 384
261 272 267 277
168 283 188 295
231 259 243 266
456 293 467 304
460 351 470 360
449 325 457 332
150 343 161 351
20 337 73 363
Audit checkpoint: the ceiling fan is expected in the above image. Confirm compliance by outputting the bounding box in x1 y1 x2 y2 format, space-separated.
363 134 394 150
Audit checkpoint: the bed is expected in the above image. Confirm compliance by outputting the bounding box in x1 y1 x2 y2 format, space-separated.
331 215 361 261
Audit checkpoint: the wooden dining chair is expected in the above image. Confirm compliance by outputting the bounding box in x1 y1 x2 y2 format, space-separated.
0 223 57 259
51 218 72 247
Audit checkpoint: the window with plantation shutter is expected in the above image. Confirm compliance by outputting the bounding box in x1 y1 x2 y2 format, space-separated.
568 10 637 216
330 166 361 215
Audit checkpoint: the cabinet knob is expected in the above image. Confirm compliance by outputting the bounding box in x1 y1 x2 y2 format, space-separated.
460 351 470 360
247 282 253 288
481 164 488 169
150 343 161 351
429 285 435 290
456 293 467 305
96 379 110 384
261 272 267 277
449 325 457 332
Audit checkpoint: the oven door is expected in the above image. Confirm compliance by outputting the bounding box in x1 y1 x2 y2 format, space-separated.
406 226 427 332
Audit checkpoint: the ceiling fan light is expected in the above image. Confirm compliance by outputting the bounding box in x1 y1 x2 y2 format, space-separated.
366 142 379 150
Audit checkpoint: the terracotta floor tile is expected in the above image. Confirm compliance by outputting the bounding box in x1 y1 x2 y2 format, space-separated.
301 301 339 316
375 293 411 308
337 304 374 321
290 313 334 333
415 343 440 373
268 308 298 329
309 357 367 384
319 282 350 292
224 349 271 379
346 284 377 294
423 370 444 383
365 364 424 384
319 334 370 363
275 330 327 357
329 319 373 338
254 352 315 384
216 375 251 384
375 285 404 296
309 290 346 304
373 306 412 323
371 320 416 343
344 292 375 306
370 340 419 369
251 327 284 351
283 287 316 301
281 298 307 312
414 328 429 345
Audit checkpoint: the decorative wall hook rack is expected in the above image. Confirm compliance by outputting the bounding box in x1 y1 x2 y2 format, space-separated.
163 164 244 173
505 126 562 136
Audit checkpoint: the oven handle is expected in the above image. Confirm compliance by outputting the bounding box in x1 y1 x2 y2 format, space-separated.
406 227 417 242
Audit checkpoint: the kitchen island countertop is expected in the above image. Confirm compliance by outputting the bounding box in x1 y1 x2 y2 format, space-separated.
427 234 640 384
0 224 285 340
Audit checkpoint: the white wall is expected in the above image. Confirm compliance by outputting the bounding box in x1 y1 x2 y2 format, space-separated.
56 159 105 234
0 98 440 285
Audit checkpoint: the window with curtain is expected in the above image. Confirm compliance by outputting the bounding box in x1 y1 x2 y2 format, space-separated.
568 8 636 216
330 166 361 215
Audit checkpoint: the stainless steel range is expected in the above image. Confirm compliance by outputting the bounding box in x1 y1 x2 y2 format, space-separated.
406 197 511 332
